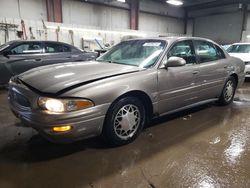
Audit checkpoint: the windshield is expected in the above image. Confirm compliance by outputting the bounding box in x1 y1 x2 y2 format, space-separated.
227 44 250 53
97 40 167 68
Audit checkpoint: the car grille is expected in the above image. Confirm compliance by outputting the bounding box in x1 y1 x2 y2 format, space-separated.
9 89 31 108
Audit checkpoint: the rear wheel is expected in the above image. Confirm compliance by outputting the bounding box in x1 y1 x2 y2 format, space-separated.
218 76 236 105
103 97 146 146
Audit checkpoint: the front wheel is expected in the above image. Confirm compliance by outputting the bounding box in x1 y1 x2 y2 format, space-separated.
103 97 146 146
218 76 236 105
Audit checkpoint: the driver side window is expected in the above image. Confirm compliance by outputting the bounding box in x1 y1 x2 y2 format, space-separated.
167 40 196 64
10 42 42 55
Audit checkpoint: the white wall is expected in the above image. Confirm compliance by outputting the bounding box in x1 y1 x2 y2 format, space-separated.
139 13 185 34
0 0 187 47
186 19 194 36
0 0 46 20
62 0 130 30
62 0 185 33
0 0 186 34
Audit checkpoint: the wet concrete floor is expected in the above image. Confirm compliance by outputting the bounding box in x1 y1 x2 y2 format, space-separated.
1 82 250 188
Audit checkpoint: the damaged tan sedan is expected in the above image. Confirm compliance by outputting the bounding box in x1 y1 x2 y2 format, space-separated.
8 37 245 145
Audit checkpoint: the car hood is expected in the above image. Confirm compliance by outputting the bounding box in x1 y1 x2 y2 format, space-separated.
18 61 141 94
228 53 250 62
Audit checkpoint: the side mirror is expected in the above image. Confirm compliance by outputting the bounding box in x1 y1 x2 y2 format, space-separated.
2 51 11 58
164 56 186 68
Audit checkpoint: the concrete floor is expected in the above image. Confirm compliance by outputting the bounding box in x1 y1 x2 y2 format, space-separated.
1 82 250 188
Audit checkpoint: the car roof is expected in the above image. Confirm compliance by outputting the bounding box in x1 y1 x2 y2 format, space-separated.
8 40 72 46
232 43 250 45
126 36 217 43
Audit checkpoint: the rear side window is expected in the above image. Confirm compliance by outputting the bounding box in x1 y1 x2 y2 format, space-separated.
195 40 225 63
10 42 42 55
227 44 250 53
45 42 71 53
167 40 196 64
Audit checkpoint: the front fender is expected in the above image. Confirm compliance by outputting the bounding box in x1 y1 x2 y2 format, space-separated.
61 69 158 108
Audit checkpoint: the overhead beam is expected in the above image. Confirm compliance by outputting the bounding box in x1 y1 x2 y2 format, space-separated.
187 0 250 10
183 0 217 7
46 0 63 23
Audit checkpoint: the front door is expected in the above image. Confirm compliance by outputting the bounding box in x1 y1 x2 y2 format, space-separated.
157 40 200 114
6 42 44 75
42 42 74 66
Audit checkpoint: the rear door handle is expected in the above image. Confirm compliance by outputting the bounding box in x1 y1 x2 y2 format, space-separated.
192 71 199 75
224 65 233 71
35 58 42 61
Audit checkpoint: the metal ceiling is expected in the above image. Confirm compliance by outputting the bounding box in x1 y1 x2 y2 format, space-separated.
156 0 250 9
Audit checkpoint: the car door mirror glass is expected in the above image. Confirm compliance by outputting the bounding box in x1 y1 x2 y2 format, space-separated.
3 50 11 58
165 56 186 68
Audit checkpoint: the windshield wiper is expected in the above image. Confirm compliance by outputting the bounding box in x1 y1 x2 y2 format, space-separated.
100 60 120 64
97 60 138 67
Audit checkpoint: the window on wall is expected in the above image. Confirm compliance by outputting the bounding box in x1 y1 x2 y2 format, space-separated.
167 40 196 64
195 40 225 63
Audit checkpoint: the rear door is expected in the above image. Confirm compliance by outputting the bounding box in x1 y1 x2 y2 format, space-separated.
193 40 228 100
157 40 200 114
5 41 44 75
71 47 97 61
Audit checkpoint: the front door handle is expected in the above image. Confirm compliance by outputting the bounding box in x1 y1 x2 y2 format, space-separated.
192 71 199 75
24 58 41 62
67 55 79 58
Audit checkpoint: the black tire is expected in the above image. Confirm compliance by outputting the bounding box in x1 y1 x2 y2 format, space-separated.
103 97 146 146
218 76 236 106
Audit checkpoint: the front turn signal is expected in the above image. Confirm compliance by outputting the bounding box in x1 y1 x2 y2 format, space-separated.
52 125 72 133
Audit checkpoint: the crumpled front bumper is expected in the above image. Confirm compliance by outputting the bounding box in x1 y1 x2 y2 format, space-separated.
8 82 110 143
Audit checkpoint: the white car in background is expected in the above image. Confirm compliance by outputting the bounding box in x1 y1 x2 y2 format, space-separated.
221 44 231 50
227 43 250 77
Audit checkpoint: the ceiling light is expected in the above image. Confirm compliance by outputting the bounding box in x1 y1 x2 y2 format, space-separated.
166 0 183 6
117 0 126 3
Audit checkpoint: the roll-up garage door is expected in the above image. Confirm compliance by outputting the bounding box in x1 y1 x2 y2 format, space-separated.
193 12 244 44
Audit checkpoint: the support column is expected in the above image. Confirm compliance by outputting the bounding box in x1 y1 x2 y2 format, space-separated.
184 8 188 35
130 0 139 30
241 3 248 42
46 0 63 23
